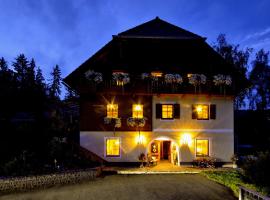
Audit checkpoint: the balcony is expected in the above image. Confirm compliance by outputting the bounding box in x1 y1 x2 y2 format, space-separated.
79 77 234 96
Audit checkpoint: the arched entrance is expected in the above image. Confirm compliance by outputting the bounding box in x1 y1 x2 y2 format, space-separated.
146 136 180 166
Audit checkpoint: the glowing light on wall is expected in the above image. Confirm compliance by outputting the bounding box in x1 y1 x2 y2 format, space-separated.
136 134 145 144
196 105 203 113
134 104 142 111
116 80 124 86
180 133 192 146
151 71 163 77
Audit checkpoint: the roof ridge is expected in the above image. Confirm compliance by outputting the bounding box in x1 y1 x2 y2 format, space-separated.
117 17 204 40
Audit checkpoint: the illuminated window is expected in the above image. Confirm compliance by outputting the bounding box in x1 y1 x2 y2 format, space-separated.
106 138 120 157
151 71 163 77
107 104 118 118
196 139 209 157
132 104 143 118
195 104 209 120
162 104 173 119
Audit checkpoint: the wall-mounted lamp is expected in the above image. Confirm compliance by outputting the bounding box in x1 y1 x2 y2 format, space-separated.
181 133 192 146
136 134 145 144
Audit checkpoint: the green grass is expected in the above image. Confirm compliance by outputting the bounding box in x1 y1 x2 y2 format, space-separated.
201 169 261 197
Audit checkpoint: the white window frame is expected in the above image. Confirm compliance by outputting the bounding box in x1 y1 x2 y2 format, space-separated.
195 137 212 157
104 137 121 158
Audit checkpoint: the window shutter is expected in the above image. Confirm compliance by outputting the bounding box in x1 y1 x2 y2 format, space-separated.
210 104 216 119
173 104 180 119
192 105 197 119
156 104 162 118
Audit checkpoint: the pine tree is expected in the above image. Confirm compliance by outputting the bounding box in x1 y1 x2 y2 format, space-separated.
12 54 29 83
0 57 8 72
36 67 45 87
27 58 36 86
50 65 62 99
65 85 77 100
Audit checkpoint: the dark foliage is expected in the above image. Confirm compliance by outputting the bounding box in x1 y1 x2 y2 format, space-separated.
0 54 90 177
213 34 252 110
235 110 270 154
249 49 270 110
241 152 270 193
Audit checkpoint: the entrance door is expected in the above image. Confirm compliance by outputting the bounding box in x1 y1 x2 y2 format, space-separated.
162 141 171 160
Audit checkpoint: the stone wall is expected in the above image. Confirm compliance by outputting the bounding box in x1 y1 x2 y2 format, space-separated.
0 168 101 194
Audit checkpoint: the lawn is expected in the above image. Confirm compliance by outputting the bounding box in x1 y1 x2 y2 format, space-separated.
201 169 265 197
0 174 236 200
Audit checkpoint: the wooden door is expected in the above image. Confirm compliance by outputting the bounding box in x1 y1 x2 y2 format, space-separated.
162 141 171 160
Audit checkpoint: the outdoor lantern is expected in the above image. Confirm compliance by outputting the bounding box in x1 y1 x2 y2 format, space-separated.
181 133 192 146
136 134 145 144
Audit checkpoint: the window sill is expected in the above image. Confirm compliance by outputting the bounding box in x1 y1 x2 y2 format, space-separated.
106 155 121 158
160 119 175 122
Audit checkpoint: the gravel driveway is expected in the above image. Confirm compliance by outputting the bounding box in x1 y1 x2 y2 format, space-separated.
0 174 236 200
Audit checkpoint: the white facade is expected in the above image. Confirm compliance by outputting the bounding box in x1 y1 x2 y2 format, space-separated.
80 94 234 165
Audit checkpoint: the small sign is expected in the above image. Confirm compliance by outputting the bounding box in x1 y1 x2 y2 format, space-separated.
151 142 158 153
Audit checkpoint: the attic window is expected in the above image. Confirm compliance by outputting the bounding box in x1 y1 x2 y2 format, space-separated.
151 71 163 77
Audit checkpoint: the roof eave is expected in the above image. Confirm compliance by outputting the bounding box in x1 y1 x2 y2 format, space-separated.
113 35 206 41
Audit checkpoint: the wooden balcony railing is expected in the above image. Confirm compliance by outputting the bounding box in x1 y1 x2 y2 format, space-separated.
80 79 234 96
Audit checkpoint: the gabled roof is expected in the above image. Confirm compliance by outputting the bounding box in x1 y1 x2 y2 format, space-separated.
117 17 204 40
64 17 245 94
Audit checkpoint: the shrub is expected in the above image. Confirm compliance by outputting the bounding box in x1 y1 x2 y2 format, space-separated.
242 152 270 193
193 157 217 168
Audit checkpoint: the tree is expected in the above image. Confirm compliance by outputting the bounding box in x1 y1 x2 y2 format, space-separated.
0 57 15 115
50 65 62 99
213 34 252 109
64 85 76 100
0 57 8 72
249 49 270 110
36 67 45 85
12 54 29 84
27 59 36 86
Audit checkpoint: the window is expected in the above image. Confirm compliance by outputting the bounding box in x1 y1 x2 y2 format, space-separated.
192 104 209 120
151 71 163 77
132 104 143 118
107 104 118 118
156 104 180 119
162 104 173 119
106 138 120 157
192 104 216 120
196 139 209 157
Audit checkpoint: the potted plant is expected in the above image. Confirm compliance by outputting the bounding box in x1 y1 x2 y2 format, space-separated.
138 153 146 168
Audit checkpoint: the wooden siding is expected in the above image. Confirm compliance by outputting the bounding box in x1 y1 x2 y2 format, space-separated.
80 94 152 131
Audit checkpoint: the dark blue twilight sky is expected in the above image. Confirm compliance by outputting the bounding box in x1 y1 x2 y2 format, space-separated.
0 0 270 80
